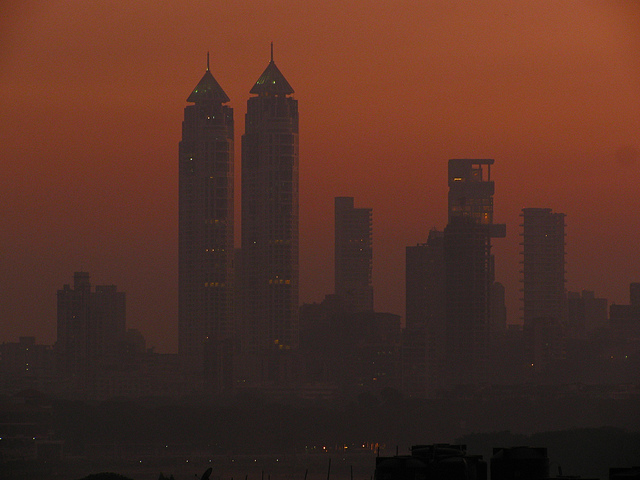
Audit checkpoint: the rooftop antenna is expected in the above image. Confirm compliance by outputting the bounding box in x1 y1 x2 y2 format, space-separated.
270 42 274 62
206 51 210 71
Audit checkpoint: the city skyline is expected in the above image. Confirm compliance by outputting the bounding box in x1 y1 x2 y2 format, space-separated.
1 1 639 352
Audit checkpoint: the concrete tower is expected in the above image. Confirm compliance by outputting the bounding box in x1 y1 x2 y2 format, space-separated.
444 159 506 386
521 208 566 373
403 229 446 396
241 46 299 367
521 208 566 325
178 56 235 379
334 197 373 313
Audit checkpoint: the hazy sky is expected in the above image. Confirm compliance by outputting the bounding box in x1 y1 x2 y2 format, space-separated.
1 1 639 352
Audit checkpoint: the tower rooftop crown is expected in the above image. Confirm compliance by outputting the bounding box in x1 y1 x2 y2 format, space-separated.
187 55 230 103
250 44 294 95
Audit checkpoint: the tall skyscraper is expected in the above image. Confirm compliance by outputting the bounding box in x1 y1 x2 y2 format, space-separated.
241 46 299 361
444 159 505 385
521 208 566 325
334 196 373 313
520 208 566 373
403 229 446 396
178 56 235 376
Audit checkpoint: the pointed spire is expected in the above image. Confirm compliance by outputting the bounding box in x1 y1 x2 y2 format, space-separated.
250 44 294 96
187 54 230 103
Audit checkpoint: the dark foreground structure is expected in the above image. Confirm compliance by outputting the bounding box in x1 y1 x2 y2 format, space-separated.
376 444 487 480
374 444 626 480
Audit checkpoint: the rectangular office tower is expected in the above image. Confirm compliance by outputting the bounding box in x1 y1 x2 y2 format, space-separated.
521 208 566 325
57 272 125 380
444 159 506 386
403 229 446 396
521 208 566 372
178 59 235 380
335 197 373 313
241 49 299 360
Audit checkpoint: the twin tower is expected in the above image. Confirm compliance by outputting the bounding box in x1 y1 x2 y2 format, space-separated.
178 48 299 384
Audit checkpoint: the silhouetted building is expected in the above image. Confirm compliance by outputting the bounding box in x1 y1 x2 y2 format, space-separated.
300 296 401 393
490 282 507 334
444 159 505 386
335 197 373 312
521 208 566 327
299 294 346 383
405 230 445 332
605 286 640 383
491 447 550 480
488 323 526 384
56 272 126 380
610 283 640 339
610 467 640 480
240 46 299 382
347 311 401 391
567 290 608 336
403 229 445 396
0 337 54 394
375 444 487 480
631 282 640 307
178 56 235 384
523 315 565 375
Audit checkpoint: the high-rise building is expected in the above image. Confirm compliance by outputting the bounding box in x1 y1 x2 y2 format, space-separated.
334 197 373 312
405 230 445 332
178 56 235 377
444 159 505 385
241 46 299 361
56 272 126 377
521 208 566 326
403 229 446 396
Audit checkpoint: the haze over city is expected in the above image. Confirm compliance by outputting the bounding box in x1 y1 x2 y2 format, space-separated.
1 1 639 353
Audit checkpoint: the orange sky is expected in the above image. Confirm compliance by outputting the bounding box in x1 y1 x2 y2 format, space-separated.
1 1 639 352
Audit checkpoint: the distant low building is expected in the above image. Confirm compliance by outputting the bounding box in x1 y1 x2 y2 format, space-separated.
300 296 401 393
610 283 640 339
567 290 608 337
0 337 55 395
